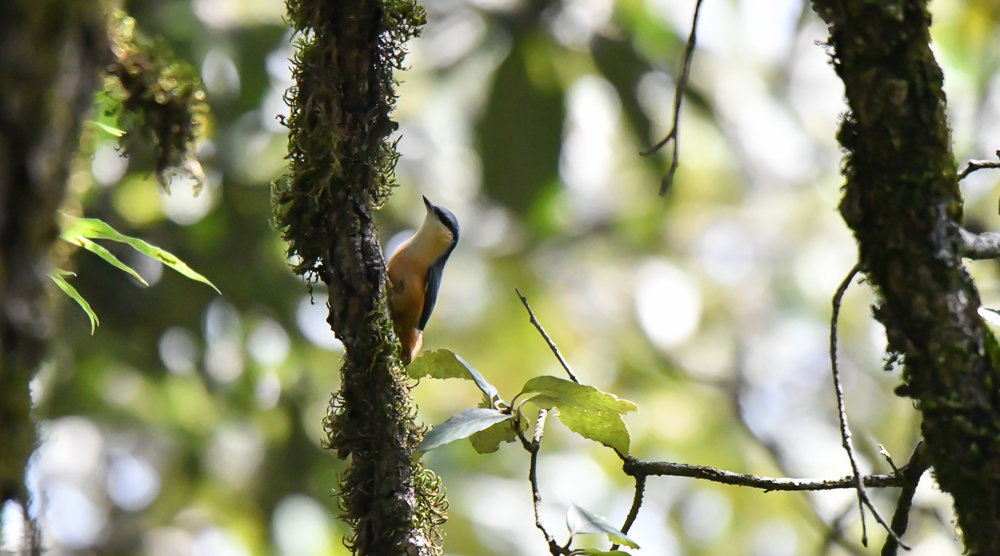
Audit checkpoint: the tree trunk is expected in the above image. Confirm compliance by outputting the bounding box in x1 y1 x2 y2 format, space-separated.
273 0 446 554
0 0 105 503
812 0 1000 552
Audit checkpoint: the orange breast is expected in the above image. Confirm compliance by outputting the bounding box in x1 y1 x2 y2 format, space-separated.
387 250 425 364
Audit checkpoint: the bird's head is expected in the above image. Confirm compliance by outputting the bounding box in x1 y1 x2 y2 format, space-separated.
423 195 459 244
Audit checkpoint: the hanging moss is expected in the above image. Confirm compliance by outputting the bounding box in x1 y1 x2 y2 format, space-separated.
813 0 1000 552
273 0 445 554
104 8 208 192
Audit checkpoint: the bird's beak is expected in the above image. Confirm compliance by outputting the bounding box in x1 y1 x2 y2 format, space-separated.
422 195 433 212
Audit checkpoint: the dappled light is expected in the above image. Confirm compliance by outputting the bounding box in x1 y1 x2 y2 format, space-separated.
3 0 1000 554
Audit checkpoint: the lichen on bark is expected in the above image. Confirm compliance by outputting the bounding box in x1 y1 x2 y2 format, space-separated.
812 0 1000 552
272 0 446 553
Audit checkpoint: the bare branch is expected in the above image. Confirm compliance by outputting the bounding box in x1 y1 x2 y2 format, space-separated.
516 289 580 384
830 263 870 544
641 0 705 196
524 409 564 556
958 150 1000 181
881 443 929 556
958 227 1000 260
830 263 909 549
610 475 646 551
622 457 905 491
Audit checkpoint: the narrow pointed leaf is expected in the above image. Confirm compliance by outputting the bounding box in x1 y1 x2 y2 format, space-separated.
49 272 99 334
581 550 632 556
418 408 512 452
408 349 500 403
566 504 639 549
73 236 148 285
88 120 126 137
519 376 637 454
60 214 218 293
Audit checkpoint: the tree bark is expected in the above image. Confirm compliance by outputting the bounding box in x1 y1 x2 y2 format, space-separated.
0 0 105 502
812 0 1000 552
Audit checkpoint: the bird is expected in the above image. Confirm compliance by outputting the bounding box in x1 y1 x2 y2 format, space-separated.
387 196 459 365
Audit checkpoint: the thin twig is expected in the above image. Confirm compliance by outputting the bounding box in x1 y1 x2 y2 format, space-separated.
881 444 928 556
525 409 563 555
622 457 905 491
958 150 1000 181
516 289 580 384
878 444 899 475
641 0 705 195
610 475 646 551
830 263 909 550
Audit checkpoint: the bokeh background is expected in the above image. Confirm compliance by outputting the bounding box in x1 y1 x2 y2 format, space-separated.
4 0 1000 554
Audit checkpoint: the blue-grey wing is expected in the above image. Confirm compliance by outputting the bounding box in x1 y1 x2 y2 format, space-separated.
418 251 452 330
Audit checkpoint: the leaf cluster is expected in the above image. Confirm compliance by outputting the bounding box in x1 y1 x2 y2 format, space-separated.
408 350 639 553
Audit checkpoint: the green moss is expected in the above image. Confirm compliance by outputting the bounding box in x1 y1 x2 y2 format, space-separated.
814 0 1000 552
104 9 208 192
274 0 443 554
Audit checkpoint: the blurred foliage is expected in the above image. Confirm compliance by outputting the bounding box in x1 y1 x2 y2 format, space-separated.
13 0 1000 556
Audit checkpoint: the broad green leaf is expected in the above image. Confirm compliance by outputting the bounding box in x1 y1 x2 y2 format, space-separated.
469 410 528 454
519 376 637 455
88 120 126 137
566 504 639 550
580 550 632 556
418 408 512 452
408 349 500 403
60 214 219 293
72 236 147 285
49 272 99 334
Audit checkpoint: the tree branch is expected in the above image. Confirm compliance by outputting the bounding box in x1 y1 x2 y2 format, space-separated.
523 409 564 556
516 289 580 384
641 0 705 195
810 0 1000 551
881 444 929 556
958 227 1000 260
957 150 1000 181
610 475 645 551
829 263 875 546
621 457 906 491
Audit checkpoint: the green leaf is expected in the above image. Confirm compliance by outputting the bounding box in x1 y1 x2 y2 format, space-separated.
418 408 512 452
519 376 637 454
580 550 632 556
59 214 219 293
408 349 500 404
87 120 126 137
72 236 148 285
468 409 528 454
49 271 99 334
566 504 640 550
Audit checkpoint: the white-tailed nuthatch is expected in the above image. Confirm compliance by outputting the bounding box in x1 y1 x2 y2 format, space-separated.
387 196 459 365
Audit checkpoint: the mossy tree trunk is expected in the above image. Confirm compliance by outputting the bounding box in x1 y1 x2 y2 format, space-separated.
812 0 1000 552
274 0 446 554
0 0 105 503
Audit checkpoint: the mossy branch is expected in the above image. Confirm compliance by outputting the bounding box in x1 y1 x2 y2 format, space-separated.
273 0 445 554
811 0 1000 552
